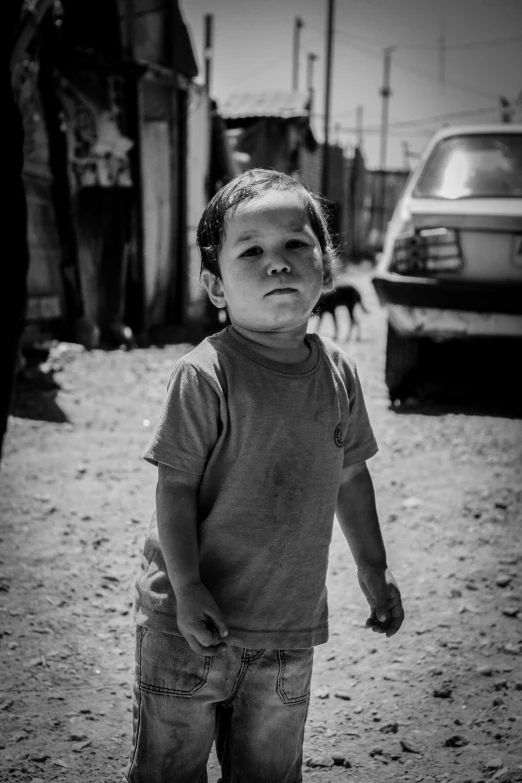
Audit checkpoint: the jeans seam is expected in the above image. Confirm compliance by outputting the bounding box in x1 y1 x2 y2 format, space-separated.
221 657 248 708
138 633 212 697
127 627 145 778
277 650 311 705
241 648 265 663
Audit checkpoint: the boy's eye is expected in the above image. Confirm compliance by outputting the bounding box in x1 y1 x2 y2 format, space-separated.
286 239 306 249
240 246 262 258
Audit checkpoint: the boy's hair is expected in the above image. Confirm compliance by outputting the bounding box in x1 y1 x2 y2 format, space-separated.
197 168 335 279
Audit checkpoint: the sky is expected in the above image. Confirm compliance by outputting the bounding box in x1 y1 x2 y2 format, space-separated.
180 0 522 169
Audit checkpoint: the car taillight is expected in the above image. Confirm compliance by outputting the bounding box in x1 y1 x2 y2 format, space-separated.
391 227 463 275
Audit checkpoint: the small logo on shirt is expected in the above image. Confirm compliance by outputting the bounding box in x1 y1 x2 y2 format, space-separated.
334 423 344 447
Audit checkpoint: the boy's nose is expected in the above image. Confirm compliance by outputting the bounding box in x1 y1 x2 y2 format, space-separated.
267 255 291 275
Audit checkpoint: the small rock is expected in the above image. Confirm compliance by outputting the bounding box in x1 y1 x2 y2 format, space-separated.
496 575 513 587
331 751 348 766
23 656 44 669
28 754 49 763
325 729 336 738
477 665 494 676
444 734 469 748
491 770 512 782
433 687 453 698
69 733 88 742
314 686 330 699
498 555 519 565
305 755 334 768
0 577 10 592
493 696 505 706
485 758 503 771
71 740 92 752
379 722 399 734
400 739 422 754
502 607 520 618
333 690 352 701
402 496 423 509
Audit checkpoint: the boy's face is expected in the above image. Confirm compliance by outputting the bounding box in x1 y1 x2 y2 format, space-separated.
202 192 331 333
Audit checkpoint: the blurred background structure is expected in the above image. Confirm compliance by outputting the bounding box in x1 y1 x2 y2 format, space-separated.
6 0 522 350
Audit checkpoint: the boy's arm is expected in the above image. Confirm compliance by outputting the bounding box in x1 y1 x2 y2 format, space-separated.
156 462 228 656
336 461 404 638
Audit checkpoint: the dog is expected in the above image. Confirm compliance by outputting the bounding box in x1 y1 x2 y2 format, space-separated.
316 282 369 341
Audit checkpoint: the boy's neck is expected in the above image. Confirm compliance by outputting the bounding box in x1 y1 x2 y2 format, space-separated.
229 324 311 364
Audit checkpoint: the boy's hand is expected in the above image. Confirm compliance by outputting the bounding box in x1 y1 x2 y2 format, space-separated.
176 582 229 656
357 566 404 638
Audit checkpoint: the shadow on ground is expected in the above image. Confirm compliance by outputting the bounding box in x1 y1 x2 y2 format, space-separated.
10 347 69 424
388 337 522 419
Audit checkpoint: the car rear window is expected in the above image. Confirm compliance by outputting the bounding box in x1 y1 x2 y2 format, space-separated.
413 133 522 199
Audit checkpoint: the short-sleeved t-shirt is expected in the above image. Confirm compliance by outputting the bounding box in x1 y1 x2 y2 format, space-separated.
135 327 378 649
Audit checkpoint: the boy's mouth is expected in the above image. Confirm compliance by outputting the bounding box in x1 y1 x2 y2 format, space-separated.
266 287 297 296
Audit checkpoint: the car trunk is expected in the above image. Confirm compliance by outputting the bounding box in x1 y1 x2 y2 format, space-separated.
408 198 522 281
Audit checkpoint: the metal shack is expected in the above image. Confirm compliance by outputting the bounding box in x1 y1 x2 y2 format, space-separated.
219 89 350 253
11 0 202 347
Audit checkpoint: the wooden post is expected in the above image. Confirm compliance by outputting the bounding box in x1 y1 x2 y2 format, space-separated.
321 0 335 198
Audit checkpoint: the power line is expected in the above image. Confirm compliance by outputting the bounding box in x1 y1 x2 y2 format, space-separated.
312 102 507 134
434 33 522 51
378 103 512 129
224 52 291 90
334 27 522 52
333 36 499 100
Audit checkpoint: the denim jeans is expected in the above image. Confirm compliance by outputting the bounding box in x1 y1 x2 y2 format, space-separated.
126 626 314 783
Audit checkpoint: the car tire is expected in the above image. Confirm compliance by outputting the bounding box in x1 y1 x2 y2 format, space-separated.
384 322 421 402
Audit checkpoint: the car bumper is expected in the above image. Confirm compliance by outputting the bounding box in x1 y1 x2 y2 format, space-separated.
372 274 522 339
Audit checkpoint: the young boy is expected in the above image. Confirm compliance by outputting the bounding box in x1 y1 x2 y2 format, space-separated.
126 169 404 783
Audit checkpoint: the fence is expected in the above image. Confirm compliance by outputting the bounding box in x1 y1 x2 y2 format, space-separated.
345 148 410 260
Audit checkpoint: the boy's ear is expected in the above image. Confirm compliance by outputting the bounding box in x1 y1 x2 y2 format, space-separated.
322 255 334 291
201 270 227 309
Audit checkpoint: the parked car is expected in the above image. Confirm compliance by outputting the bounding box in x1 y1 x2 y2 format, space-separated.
372 124 522 401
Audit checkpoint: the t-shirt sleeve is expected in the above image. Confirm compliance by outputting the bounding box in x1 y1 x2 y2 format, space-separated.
342 361 379 468
142 361 221 475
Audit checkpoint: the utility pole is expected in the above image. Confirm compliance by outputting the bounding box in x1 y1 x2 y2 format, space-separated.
321 0 335 198
292 16 304 90
306 52 318 114
204 13 213 93
379 47 394 238
379 47 394 171
438 17 446 92
500 96 513 123
402 141 410 169
356 104 364 148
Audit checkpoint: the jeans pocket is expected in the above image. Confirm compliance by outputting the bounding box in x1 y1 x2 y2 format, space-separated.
276 648 314 705
138 628 212 697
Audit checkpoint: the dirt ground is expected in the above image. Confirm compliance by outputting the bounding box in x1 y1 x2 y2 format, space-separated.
1 269 521 783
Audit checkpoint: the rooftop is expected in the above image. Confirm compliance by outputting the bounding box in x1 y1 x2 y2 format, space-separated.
219 90 310 120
